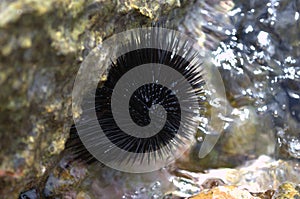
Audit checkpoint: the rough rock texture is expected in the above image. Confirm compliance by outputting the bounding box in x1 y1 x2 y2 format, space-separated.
170 156 300 198
190 186 261 199
0 0 191 198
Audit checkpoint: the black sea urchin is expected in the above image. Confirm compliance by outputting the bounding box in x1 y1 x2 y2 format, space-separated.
70 27 207 172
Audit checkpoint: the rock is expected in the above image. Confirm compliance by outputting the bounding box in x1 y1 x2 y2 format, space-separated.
176 106 276 171
272 182 300 199
171 155 300 197
222 106 275 157
19 188 39 199
0 0 192 197
189 186 260 199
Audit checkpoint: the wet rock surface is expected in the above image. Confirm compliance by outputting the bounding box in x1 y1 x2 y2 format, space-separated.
172 155 300 197
190 186 261 199
1 0 300 198
0 0 191 198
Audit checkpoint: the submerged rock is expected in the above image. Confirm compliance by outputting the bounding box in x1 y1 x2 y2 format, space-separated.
190 186 260 199
171 155 300 198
